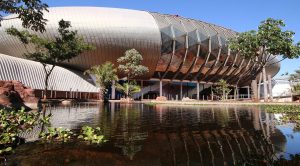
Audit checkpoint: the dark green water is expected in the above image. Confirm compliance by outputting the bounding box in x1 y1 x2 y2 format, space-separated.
4 103 300 165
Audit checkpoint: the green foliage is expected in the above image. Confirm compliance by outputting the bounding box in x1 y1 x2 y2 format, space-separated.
144 102 157 106
39 113 52 126
0 108 40 155
229 18 300 67
117 49 149 80
263 105 300 113
116 81 141 98
214 79 231 100
39 127 73 142
0 0 48 32
264 105 300 130
7 19 93 98
7 20 93 65
84 62 118 102
289 69 300 81
78 126 106 144
292 84 300 93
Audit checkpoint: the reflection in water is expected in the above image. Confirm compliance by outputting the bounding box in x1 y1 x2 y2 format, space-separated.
7 103 300 165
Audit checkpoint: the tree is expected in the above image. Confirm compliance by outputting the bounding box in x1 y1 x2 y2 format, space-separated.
0 0 48 32
229 18 300 101
214 79 231 100
7 19 93 99
116 81 141 99
84 62 118 103
117 49 149 98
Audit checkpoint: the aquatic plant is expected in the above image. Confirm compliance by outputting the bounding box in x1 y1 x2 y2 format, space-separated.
144 102 156 106
263 105 300 113
0 108 40 155
78 126 106 144
39 127 73 142
264 105 300 130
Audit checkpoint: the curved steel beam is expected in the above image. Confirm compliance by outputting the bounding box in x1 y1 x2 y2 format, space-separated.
172 21 189 81
198 25 222 82
181 44 200 81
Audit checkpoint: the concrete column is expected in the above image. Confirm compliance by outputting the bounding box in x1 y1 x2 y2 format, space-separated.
211 85 213 100
180 82 183 100
50 86 53 98
141 80 143 100
251 80 258 101
268 75 273 102
263 67 268 102
257 72 262 100
186 82 189 98
159 80 163 97
70 88 72 98
111 80 116 99
196 82 200 100
247 86 250 99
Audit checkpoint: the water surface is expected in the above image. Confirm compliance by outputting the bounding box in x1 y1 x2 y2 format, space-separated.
6 103 300 165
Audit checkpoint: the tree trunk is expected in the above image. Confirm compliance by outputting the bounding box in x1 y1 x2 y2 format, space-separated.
44 74 49 99
262 67 268 102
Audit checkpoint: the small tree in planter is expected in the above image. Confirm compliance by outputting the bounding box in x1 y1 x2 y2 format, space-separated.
116 81 141 99
7 20 93 99
214 79 231 100
117 49 148 99
84 62 118 103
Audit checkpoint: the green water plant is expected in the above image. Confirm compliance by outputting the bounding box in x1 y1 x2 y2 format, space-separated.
264 105 300 130
0 108 40 155
39 127 73 142
78 126 106 144
263 105 300 113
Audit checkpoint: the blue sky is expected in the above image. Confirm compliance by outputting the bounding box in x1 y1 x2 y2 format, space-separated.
44 0 300 77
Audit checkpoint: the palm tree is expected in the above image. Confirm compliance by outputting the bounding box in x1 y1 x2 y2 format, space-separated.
85 62 118 103
116 81 141 99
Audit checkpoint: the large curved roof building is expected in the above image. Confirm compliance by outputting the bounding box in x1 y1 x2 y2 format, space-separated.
0 7 280 98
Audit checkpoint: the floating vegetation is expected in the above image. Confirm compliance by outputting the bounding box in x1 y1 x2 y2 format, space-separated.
0 108 40 155
263 105 300 130
1 108 106 157
144 102 156 106
78 126 106 144
39 127 74 143
263 105 300 113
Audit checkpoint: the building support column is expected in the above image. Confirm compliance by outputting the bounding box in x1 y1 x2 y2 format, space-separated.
111 80 116 99
196 82 200 100
159 80 163 97
268 75 273 102
50 86 53 98
247 86 250 99
251 80 258 101
141 80 144 100
263 67 268 102
257 72 262 101
180 82 183 100
211 85 213 100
